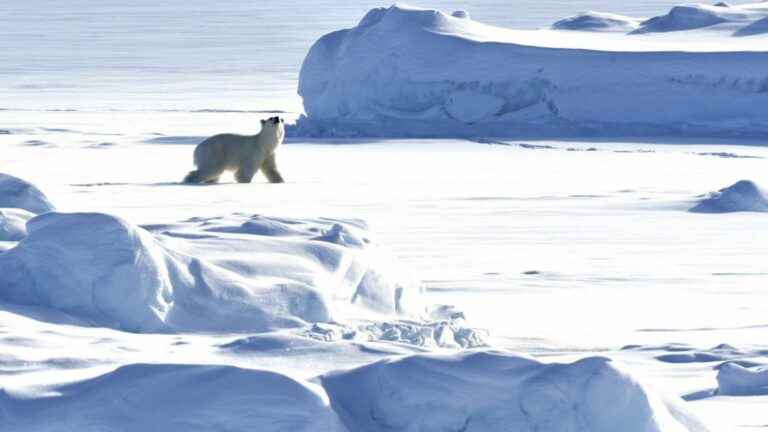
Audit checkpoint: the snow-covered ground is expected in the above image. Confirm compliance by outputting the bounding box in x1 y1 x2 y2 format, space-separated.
3 1 768 430
2 110 768 429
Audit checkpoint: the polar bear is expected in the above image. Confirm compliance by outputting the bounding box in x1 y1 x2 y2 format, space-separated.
183 116 285 184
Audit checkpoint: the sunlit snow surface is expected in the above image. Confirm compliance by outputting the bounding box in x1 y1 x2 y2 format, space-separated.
2 1 768 430
1 111 768 429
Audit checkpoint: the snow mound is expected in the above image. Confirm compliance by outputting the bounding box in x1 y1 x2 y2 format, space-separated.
633 5 728 33
0 212 423 333
294 5 768 139
189 214 370 248
735 16 768 36
622 343 758 364
0 364 344 432
690 180 768 213
0 173 55 214
321 351 708 432
717 362 768 396
0 208 34 241
634 3 768 34
552 11 641 32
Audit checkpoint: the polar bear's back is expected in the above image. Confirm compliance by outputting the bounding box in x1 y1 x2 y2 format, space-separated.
194 134 253 169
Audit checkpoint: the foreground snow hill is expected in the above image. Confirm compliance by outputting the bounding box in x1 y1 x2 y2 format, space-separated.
293 4 768 138
0 364 346 432
322 352 710 432
0 211 423 333
0 353 709 432
0 173 427 333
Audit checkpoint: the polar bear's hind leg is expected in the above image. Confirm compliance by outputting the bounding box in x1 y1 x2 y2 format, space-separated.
183 168 222 184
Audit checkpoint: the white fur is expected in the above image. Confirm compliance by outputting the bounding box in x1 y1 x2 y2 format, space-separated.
183 118 285 184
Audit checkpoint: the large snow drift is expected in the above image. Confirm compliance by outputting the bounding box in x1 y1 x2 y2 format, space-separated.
0 173 55 214
0 364 345 432
690 180 768 213
321 351 708 432
294 4 768 138
0 212 423 333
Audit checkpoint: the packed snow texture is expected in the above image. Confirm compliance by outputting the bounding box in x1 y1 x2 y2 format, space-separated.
0 210 423 333
717 363 768 396
0 364 345 432
0 173 55 214
294 4 768 138
690 180 768 213
321 351 708 432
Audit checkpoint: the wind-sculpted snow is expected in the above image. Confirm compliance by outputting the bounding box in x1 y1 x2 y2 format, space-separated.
0 173 55 214
0 364 346 432
321 351 709 432
0 212 424 333
294 4 768 139
690 180 768 213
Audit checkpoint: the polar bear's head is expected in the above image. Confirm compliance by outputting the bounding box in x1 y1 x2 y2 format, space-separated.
260 116 285 141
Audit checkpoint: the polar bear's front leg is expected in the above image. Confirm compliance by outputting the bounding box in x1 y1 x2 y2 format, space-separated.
261 153 285 183
235 151 266 183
